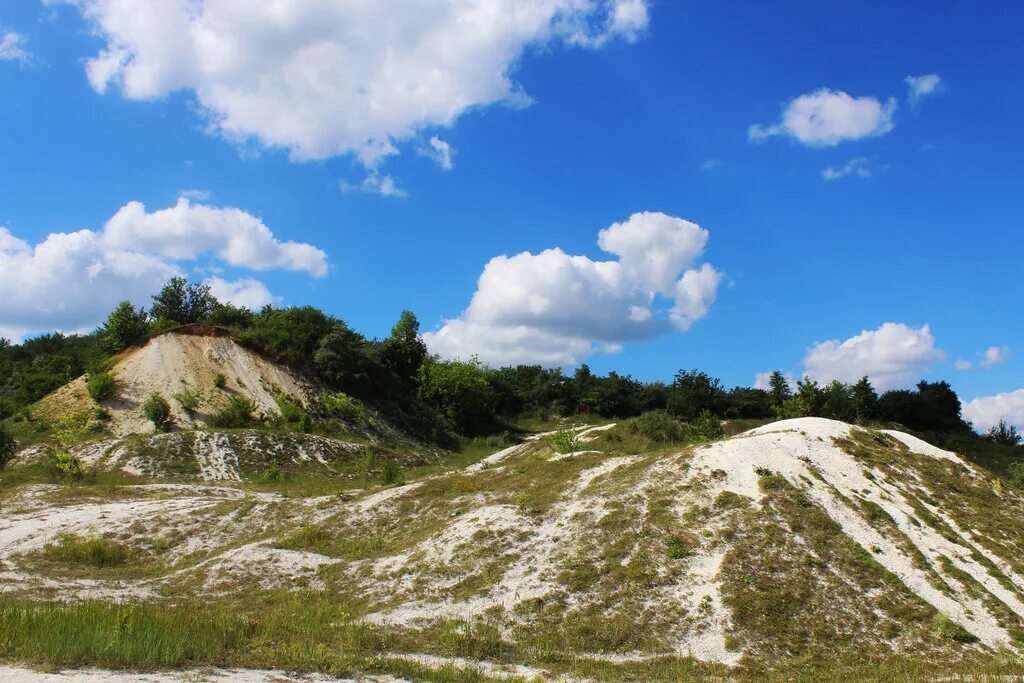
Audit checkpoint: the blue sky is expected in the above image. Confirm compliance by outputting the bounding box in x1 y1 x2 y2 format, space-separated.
0 1 1021 428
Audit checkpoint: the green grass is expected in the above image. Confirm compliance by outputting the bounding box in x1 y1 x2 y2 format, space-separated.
43 534 130 568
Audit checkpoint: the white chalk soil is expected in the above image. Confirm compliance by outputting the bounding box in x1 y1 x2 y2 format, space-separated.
4 417 1024 679
36 328 314 436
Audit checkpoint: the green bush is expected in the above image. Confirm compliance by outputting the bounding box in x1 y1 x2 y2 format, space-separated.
46 534 128 568
1008 462 1024 488
48 450 83 481
932 613 977 643
314 392 366 422
380 459 404 486
142 393 173 432
0 424 17 469
274 393 310 431
98 301 149 354
213 373 227 389
86 372 117 402
687 409 725 442
173 388 202 414
208 395 258 428
619 410 686 443
550 428 579 454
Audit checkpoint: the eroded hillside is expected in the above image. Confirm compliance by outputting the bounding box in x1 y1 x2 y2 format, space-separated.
3 418 1024 680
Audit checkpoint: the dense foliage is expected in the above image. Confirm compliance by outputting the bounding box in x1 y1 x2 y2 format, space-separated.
0 277 1013 454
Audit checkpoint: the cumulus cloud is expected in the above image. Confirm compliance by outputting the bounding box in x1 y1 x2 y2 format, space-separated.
424 211 721 366
905 74 944 105
58 0 648 165
962 389 1024 432
954 359 973 371
205 276 277 309
980 345 1011 368
421 136 455 170
102 199 327 276
802 322 946 391
822 157 872 181
0 31 30 64
749 89 896 146
0 199 326 340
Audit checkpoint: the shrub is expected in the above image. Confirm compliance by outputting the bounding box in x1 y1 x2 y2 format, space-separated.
48 450 82 481
314 392 366 422
142 393 173 432
213 373 227 389
988 420 1022 447
380 459 404 486
686 409 725 442
550 428 579 454
1008 462 1024 488
274 393 310 431
417 356 497 435
173 388 202 414
209 395 258 428
619 410 686 443
932 613 977 643
86 372 117 402
0 424 17 470
46 534 128 568
260 461 283 483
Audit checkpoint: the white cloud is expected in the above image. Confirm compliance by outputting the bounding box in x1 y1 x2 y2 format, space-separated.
754 371 797 392
424 211 721 366
58 0 648 165
749 88 896 146
700 159 721 171
962 389 1024 432
802 322 946 391
0 199 326 340
102 198 328 276
822 157 872 181
421 136 455 170
981 345 1011 368
954 359 973 371
205 276 277 309
340 172 407 198
179 188 211 201
905 74 944 105
0 31 30 64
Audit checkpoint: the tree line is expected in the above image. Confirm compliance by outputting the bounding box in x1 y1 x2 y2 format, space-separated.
0 277 1013 449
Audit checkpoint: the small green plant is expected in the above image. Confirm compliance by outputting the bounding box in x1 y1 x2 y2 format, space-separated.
274 393 310 431
260 461 283 483
314 392 366 422
0 424 18 470
1008 461 1024 488
754 466 773 477
208 395 258 428
380 459 404 486
48 450 83 481
93 407 112 421
550 428 579 454
932 613 977 643
173 388 203 414
667 540 694 560
142 393 173 432
86 371 117 402
45 534 129 568
213 373 227 389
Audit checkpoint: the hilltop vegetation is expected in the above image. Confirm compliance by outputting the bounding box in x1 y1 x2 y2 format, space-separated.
0 277 1020 478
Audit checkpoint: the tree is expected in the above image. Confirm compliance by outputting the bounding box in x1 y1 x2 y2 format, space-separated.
667 369 726 421
314 323 381 396
244 306 336 369
0 423 16 470
987 420 1022 447
98 301 150 353
767 370 793 408
851 376 878 423
821 380 855 422
417 356 497 435
150 277 218 325
778 376 823 418
381 310 427 383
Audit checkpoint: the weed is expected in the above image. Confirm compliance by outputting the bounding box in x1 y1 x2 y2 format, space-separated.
86 372 117 402
550 428 579 454
932 613 978 643
213 373 227 389
44 534 129 568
